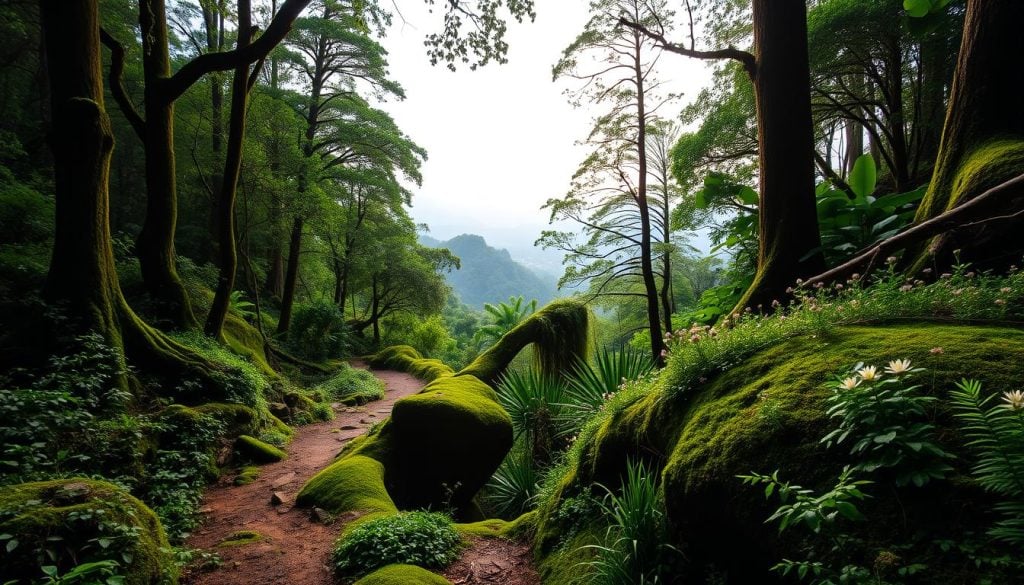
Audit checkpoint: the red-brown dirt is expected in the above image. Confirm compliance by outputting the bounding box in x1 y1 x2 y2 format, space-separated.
183 362 541 585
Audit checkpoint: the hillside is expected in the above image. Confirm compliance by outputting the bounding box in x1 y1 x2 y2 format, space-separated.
420 234 559 308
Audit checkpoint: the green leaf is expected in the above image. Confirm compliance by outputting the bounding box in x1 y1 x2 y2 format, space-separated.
904 0 931 17
738 186 758 205
5 539 17 553
835 501 865 521
848 154 877 199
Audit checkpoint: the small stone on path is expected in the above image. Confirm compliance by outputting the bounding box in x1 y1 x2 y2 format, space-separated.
270 492 287 506
271 472 296 488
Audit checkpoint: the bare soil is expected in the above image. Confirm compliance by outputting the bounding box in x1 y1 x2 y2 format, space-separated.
183 361 541 585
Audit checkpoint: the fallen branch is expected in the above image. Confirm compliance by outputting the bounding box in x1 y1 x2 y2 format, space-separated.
805 172 1024 287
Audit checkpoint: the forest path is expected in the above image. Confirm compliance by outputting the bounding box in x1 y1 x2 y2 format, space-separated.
183 360 423 585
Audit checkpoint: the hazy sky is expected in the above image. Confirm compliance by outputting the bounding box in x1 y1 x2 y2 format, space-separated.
374 0 713 266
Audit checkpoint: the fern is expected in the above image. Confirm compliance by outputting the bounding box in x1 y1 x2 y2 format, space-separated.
949 379 1024 544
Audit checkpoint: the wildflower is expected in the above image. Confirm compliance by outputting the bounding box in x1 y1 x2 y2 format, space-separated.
995 299 1006 306
1001 390 1024 411
952 288 963 296
922 268 933 274
930 347 944 355
857 365 881 382
940 273 952 279
659 349 667 358
796 278 804 285
1010 265 1019 273
1000 287 1012 293
849 299 860 307
886 256 897 264
900 284 913 292
835 284 844 290
785 287 794 294
814 282 824 289
885 359 912 375
851 273 861 281
771 299 780 308
966 271 976 278
839 377 861 390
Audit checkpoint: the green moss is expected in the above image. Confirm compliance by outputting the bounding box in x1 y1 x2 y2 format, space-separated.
296 456 398 517
458 299 590 385
0 479 176 585
535 530 599 585
235 435 286 463
457 510 536 539
222 312 276 377
192 402 259 437
299 374 512 515
535 323 1024 581
218 530 264 547
234 465 261 486
269 413 293 436
353 565 452 585
367 346 455 382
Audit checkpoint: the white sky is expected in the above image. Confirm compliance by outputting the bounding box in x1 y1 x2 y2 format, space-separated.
374 0 714 267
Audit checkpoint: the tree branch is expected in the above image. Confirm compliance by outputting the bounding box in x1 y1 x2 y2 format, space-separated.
618 18 756 79
163 0 312 102
805 172 1024 287
99 28 145 140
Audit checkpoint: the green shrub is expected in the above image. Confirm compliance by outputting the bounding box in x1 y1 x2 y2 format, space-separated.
496 367 571 465
315 363 386 405
564 347 655 431
287 300 350 361
168 331 271 413
580 460 678 584
332 511 461 582
485 449 540 518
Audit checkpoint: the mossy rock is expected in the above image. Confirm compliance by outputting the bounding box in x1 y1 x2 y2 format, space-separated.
218 530 264 547
457 510 537 539
298 375 512 516
234 465 261 486
193 402 259 437
296 456 397 517
0 479 175 585
458 299 590 385
235 435 286 463
222 312 275 377
353 564 452 585
368 346 454 382
536 323 1024 583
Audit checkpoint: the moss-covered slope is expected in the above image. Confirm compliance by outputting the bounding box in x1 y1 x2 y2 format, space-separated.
536 323 1024 583
0 479 175 584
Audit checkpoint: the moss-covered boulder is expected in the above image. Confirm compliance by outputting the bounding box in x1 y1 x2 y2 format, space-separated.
367 345 454 382
296 455 397 518
536 323 1024 583
353 565 452 585
235 435 286 463
0 479 175 585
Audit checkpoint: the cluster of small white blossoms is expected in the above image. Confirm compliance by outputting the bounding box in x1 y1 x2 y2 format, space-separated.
661 323 723 357
838 359 914 390
1003 390 1024 412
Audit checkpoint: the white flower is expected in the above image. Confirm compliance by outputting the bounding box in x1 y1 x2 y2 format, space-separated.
839 377 861 390
930 347 944 355
884 359 912 375
857 365 881 382
1002 390 1024 411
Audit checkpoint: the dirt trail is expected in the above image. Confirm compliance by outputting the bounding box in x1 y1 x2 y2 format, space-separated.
184 361 423 585
184 361 541 585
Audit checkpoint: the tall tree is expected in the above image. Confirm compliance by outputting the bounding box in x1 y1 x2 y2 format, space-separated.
544 0 672 363
907 0 1024 270
101 0 313 328
623 0 826 311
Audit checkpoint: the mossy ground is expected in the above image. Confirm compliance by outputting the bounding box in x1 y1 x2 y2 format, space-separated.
233 465 261 486
535 323 1024 583
235 435 287 463
218 529 264 547
353 564 452 585
0 479 175 585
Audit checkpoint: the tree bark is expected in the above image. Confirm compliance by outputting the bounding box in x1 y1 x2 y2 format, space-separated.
908 0 1024 270
41 0 218 391
205 0 253 338
276 215 303 335
134 0 198 330
733 0 825 311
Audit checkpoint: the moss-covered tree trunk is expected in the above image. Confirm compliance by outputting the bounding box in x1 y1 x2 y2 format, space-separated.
135 0 199 330
276 215 303 335
734 0 825 311
41 0 218 390
205 0 253 339
908 0 1024 270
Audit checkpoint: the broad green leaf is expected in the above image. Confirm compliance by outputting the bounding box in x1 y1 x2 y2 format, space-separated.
848 154 877 199
738 186 758 205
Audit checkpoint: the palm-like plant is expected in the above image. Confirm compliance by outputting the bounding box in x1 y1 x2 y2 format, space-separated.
474 296 538 348
496 367 570 466
563 347 655 430
485 450 540 518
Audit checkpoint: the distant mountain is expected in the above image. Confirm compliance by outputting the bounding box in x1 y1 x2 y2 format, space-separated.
420 234 559 308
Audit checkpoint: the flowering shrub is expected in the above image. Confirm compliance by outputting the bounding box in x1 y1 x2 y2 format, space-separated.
661 263 1023 398
822 360 953 487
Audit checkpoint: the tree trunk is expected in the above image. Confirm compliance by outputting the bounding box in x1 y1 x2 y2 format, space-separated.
276 215 303 335
631 30 665 365
908 0 1024 270
734 0 825 311
884 38 912 193
370 274 381 344
202 1 225 264
136 0 197 329
265 246 284 298
41 0 216 391
205 0 252 338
